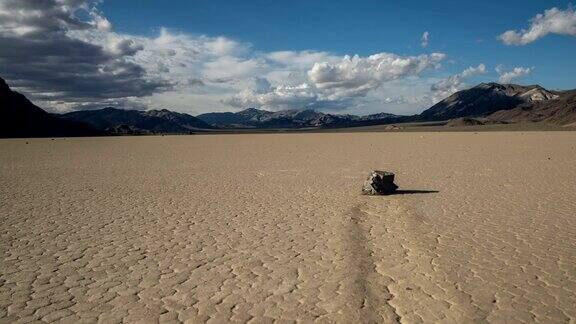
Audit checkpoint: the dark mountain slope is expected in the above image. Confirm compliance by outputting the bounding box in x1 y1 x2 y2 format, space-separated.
0 78 99 138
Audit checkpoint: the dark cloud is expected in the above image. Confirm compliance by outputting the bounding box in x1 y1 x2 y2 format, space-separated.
0 0 167 109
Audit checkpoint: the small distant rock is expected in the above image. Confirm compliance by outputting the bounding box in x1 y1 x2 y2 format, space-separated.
384 125 404 130
105 124 149 136
362 171 398 195
446 117 509 127
446 117 485 127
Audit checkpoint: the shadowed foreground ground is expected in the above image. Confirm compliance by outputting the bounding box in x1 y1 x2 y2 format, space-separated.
1 132 575 323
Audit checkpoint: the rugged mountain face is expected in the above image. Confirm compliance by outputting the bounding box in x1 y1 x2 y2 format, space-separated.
359 112 399 120
62 107 214 134
0 78 99 138
489 90 576 126
194 112 246 126
197 108 404 128
420 83 559 121
197 108 326 128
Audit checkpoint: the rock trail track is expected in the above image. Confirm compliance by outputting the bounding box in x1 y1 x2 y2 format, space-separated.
1 132 575 323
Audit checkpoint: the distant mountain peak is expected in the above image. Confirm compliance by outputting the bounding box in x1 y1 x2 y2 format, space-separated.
236 107 268 115
239 107 262 113
420 82 560 121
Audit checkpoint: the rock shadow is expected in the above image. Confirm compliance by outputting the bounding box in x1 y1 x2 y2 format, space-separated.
390 189 439 195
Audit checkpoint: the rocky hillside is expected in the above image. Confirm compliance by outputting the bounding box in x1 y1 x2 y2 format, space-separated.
420 83 559 121
0 78 99 138
62 107 214 135
488 90 576 126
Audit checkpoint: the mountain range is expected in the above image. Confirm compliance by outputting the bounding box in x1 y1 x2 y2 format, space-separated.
196 108 405 128
1 77 575 138
421 82 576 126
62 107 214 135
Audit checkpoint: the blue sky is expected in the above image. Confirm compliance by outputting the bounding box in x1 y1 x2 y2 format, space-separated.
100 0 575 89
1 0 575 115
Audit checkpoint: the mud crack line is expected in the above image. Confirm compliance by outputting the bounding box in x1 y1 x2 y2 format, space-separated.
346 205 402 323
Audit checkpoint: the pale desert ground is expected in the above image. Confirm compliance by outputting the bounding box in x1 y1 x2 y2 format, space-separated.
1 132 575 323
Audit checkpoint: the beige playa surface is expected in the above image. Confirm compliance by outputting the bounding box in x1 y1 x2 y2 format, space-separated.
1 132 575 323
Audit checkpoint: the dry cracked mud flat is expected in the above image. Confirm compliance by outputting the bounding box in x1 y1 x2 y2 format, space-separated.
1 132 575 323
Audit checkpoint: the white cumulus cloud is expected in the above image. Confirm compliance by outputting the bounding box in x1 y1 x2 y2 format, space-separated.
431 64 486 102
499 6 576 45
308 53 445 92
496 65 533 83
0 0 455 115
224 52 446 112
